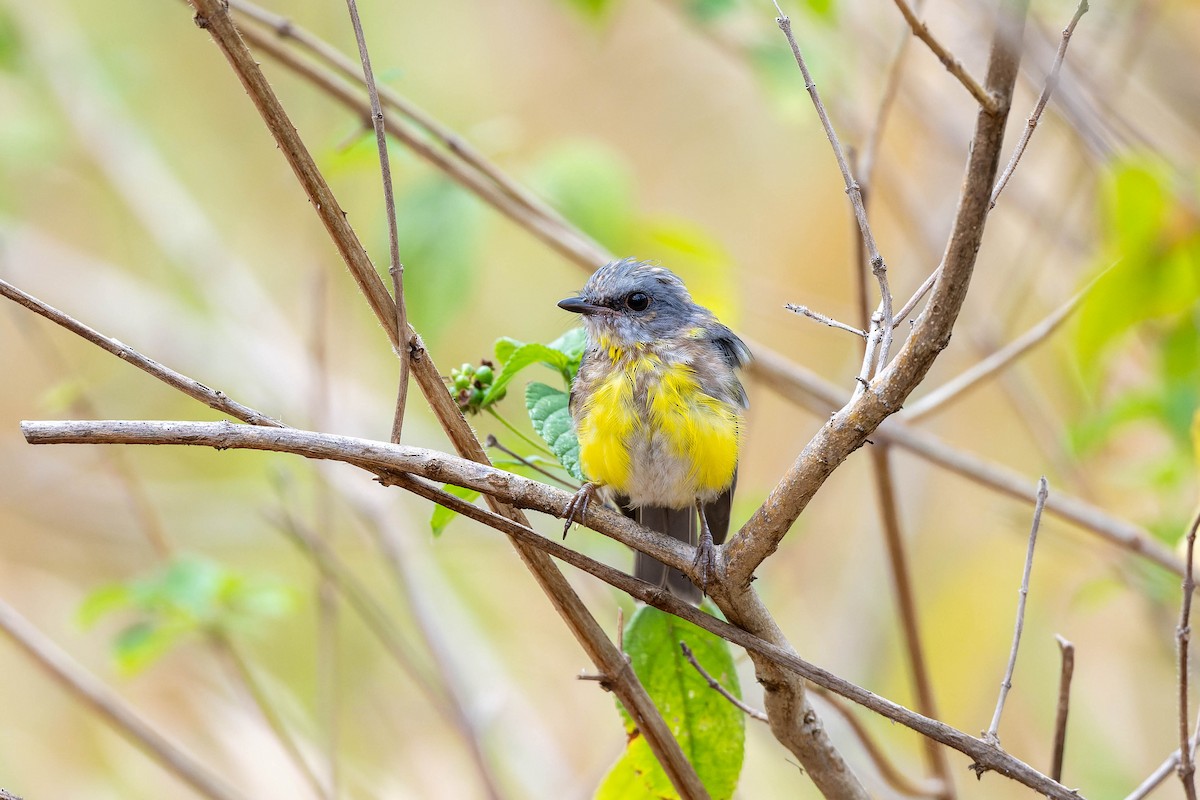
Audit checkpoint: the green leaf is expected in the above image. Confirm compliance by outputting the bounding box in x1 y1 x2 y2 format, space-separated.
430 484 483 537
530 141 636 252
78 555 293 673
493 337 524 366
113 621 186 676
548 327 588 379
1073 158 1200 374
394 177 483 342
78 585 135 628
597 605 745 799
485 343 575 405
527 382 583 482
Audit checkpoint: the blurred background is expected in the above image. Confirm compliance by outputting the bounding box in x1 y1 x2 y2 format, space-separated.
1 0 1198 797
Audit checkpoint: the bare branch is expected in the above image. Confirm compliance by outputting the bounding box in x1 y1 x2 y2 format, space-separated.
902 276 1093 420
212 636 327 799
182 4 707 794
991 0 1091 208
19 418 1084 797
726 0 1031 583
890 0 999 112
342 0 410 440
1179 509 1200 799
784 303 867 338
870 446 956 796
985 476 1049 746
0 597 245 800
0 278 283 428
680 642 768 722
1051 635 1075 783
772 3 894 371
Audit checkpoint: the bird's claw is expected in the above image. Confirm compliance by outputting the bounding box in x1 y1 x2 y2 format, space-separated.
692 536 719 596
562 482 597 539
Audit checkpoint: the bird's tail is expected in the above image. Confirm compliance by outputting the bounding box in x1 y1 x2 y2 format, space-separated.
625 481 734 604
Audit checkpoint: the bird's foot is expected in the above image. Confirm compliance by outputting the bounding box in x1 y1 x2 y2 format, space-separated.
562 482 598 539
693 500 720 596
692 535 719 596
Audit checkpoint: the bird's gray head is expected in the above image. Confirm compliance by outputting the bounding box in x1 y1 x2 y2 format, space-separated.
558 259 700 345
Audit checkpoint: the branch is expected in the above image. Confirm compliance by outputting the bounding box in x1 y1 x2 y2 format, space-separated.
746 344 1190 575
340 0 411 440
18 418 1085 798
1051 635 1075 783
0 277 283 428
870 446 956 796
991 0 1090 208
984 477 1049 747
680 642 768 722
182 4 707 795
1179 509 1200 800
773 3 894 373
230 12 609 271
725 0 1031 584
785 303 867 338
890 0 999 112
902 272 1095 420
0 597 245 800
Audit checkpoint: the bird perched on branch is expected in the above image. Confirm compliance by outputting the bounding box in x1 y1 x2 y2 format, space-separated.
558 258 750 603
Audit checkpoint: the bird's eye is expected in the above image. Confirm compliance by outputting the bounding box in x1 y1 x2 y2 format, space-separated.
625 292 650 312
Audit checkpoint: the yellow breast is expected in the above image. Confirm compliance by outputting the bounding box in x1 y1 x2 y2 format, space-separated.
575 359 740 504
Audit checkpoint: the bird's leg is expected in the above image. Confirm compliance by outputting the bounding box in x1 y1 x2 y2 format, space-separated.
562 482 598 538
693 498 719 595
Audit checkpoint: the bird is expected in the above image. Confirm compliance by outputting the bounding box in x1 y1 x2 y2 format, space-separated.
558 258 750 603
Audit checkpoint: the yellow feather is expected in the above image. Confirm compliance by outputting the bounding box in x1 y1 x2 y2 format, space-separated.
577 357 739 499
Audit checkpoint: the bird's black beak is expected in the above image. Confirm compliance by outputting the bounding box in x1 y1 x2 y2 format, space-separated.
558 296 607 315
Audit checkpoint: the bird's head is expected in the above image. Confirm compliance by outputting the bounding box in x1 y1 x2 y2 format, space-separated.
558 258 698 347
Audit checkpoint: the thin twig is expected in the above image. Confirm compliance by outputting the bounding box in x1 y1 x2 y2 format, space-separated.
213 635 327 799
485 434 578 490
341 0 410 441
679 641 768 722
274 507 506 800
1050 634 1075 783
772 2 894 373
0 278 284 428
892 264 940 330
890 0 998 112
0 597 246 800
870 446 956 797
229 4 608 270
902 273 1096 420
809 688 946 799
895 2 1088 329
748 344 1187 578
860 1 924 189
991 0 1090 208
19 420 1083 798
1127 719 1200 800
784 304 867 338
985 476 1049 747
1179 509 1200 799
853 314 883 401
228 0 595 250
